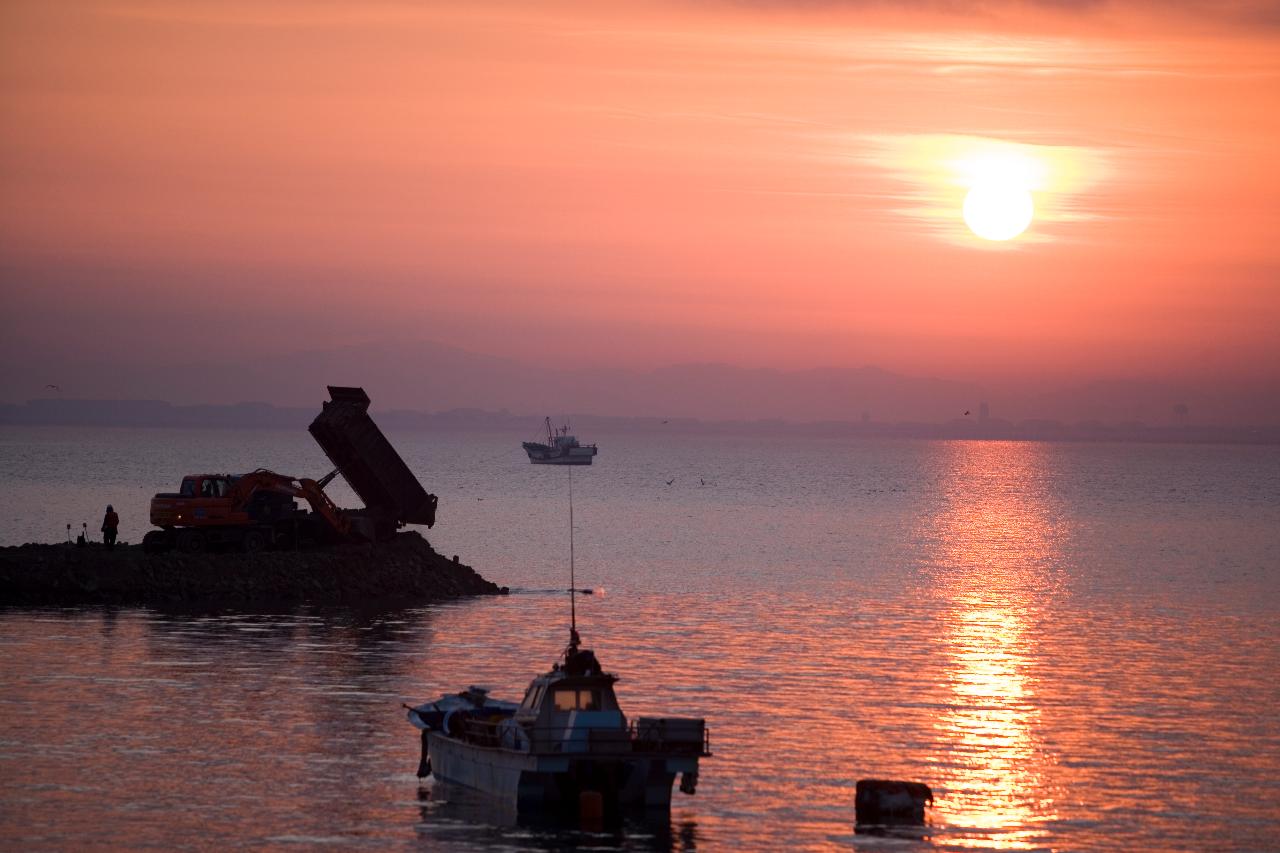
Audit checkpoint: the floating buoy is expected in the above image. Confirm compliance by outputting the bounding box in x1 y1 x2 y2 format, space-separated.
579 789 604 829
855 778 933 825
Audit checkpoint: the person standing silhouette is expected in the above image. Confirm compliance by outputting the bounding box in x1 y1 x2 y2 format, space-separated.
101 505 119 549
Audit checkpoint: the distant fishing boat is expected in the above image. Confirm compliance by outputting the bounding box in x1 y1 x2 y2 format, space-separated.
522 417 598 465
406 470 708 817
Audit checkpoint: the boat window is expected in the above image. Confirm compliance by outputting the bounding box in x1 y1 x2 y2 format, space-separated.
554 689 600 711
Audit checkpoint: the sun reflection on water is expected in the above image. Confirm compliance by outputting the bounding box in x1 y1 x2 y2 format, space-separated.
927 441 1065 849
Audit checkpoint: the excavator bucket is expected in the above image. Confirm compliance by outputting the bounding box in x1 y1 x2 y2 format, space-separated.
308 386 438 530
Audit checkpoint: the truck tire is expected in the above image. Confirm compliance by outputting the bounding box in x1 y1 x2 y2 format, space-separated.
177 530 204 553
142 530 171 554
242 529 267 553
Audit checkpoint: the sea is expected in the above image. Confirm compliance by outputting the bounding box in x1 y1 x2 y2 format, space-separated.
1 425 1278 851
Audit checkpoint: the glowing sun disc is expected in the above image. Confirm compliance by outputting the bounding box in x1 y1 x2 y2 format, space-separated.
963 181 1034 241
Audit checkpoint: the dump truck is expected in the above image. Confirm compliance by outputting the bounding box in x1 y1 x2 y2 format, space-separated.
142 386 438 553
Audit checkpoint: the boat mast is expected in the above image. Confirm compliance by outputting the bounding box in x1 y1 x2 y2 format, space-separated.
568 465 577 645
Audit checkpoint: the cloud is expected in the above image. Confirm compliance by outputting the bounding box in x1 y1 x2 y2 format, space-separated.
721 0 1280 30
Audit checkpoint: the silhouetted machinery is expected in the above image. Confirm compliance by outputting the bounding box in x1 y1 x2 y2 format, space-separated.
143 386 438 553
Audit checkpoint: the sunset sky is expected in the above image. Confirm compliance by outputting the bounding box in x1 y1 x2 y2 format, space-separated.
2 1 1278 415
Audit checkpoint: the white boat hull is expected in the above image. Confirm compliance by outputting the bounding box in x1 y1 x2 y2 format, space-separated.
526 453 595 466
427 732 694 811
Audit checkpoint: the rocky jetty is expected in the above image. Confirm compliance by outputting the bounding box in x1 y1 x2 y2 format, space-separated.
0 531 507 607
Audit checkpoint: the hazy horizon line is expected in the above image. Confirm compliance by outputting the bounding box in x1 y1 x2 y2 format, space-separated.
4 396 1278 445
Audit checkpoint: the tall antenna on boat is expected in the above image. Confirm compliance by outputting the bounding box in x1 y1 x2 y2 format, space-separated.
568 465 577 644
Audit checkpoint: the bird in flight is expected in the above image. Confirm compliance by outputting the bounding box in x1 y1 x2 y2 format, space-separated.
665 478 675 486
46 384 61 392
963 410 970 416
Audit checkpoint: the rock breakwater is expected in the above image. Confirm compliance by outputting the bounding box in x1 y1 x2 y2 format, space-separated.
0 532 507 607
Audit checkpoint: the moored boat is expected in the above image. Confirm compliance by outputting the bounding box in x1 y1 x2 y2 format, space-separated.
407 468 707 817
522 417 598 465
407 628 709 814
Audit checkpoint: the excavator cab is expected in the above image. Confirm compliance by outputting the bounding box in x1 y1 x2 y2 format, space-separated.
152 474 254 531
175 476 232 499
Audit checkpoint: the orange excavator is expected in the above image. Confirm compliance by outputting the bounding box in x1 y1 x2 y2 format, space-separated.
145 469 352 553
142 386 438 553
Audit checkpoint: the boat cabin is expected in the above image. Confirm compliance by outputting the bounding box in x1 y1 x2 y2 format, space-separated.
552 433 580 449
512 637 630 754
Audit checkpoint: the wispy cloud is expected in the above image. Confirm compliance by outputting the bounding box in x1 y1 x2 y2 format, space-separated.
722 0 1280 30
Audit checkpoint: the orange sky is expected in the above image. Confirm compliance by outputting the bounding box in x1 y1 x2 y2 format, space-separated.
2 0 1278 399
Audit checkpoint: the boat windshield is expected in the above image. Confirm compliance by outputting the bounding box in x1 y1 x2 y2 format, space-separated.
521 684 545 710
554 688 601 711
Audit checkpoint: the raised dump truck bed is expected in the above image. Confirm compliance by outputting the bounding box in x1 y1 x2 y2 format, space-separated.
309 386 438 533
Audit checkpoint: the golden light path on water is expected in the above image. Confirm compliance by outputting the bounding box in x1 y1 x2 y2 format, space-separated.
927 442 1064 848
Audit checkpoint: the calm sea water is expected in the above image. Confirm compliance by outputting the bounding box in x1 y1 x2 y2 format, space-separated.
1 425 1278 851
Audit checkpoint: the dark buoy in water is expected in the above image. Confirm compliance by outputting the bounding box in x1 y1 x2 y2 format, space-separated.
579 789 604 830
855 779 933 825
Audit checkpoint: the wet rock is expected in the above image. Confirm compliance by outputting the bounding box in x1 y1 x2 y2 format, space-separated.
0 531 507 607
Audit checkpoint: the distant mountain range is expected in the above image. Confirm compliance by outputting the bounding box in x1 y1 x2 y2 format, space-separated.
2 338 1277 428
3 397 1277 445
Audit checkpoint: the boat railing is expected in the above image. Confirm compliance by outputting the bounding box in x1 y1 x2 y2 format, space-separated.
629 719 711 756
451 718 711 757
454 717 506 749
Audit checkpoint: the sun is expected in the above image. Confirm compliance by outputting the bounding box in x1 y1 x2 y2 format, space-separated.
963 179 1034 241
960 154 1036 241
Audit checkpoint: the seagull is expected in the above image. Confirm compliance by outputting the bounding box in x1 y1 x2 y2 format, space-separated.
666 478 675 486
700 478 705 486
963 410 970 416
46 384 61 392
661 420 669 424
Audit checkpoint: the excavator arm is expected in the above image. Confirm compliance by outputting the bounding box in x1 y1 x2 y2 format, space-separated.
296 478 355 541
231 470 357 542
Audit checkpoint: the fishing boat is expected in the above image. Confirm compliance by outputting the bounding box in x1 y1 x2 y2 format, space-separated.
522 417 598 465
407 629 708 813
405 472 709 817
